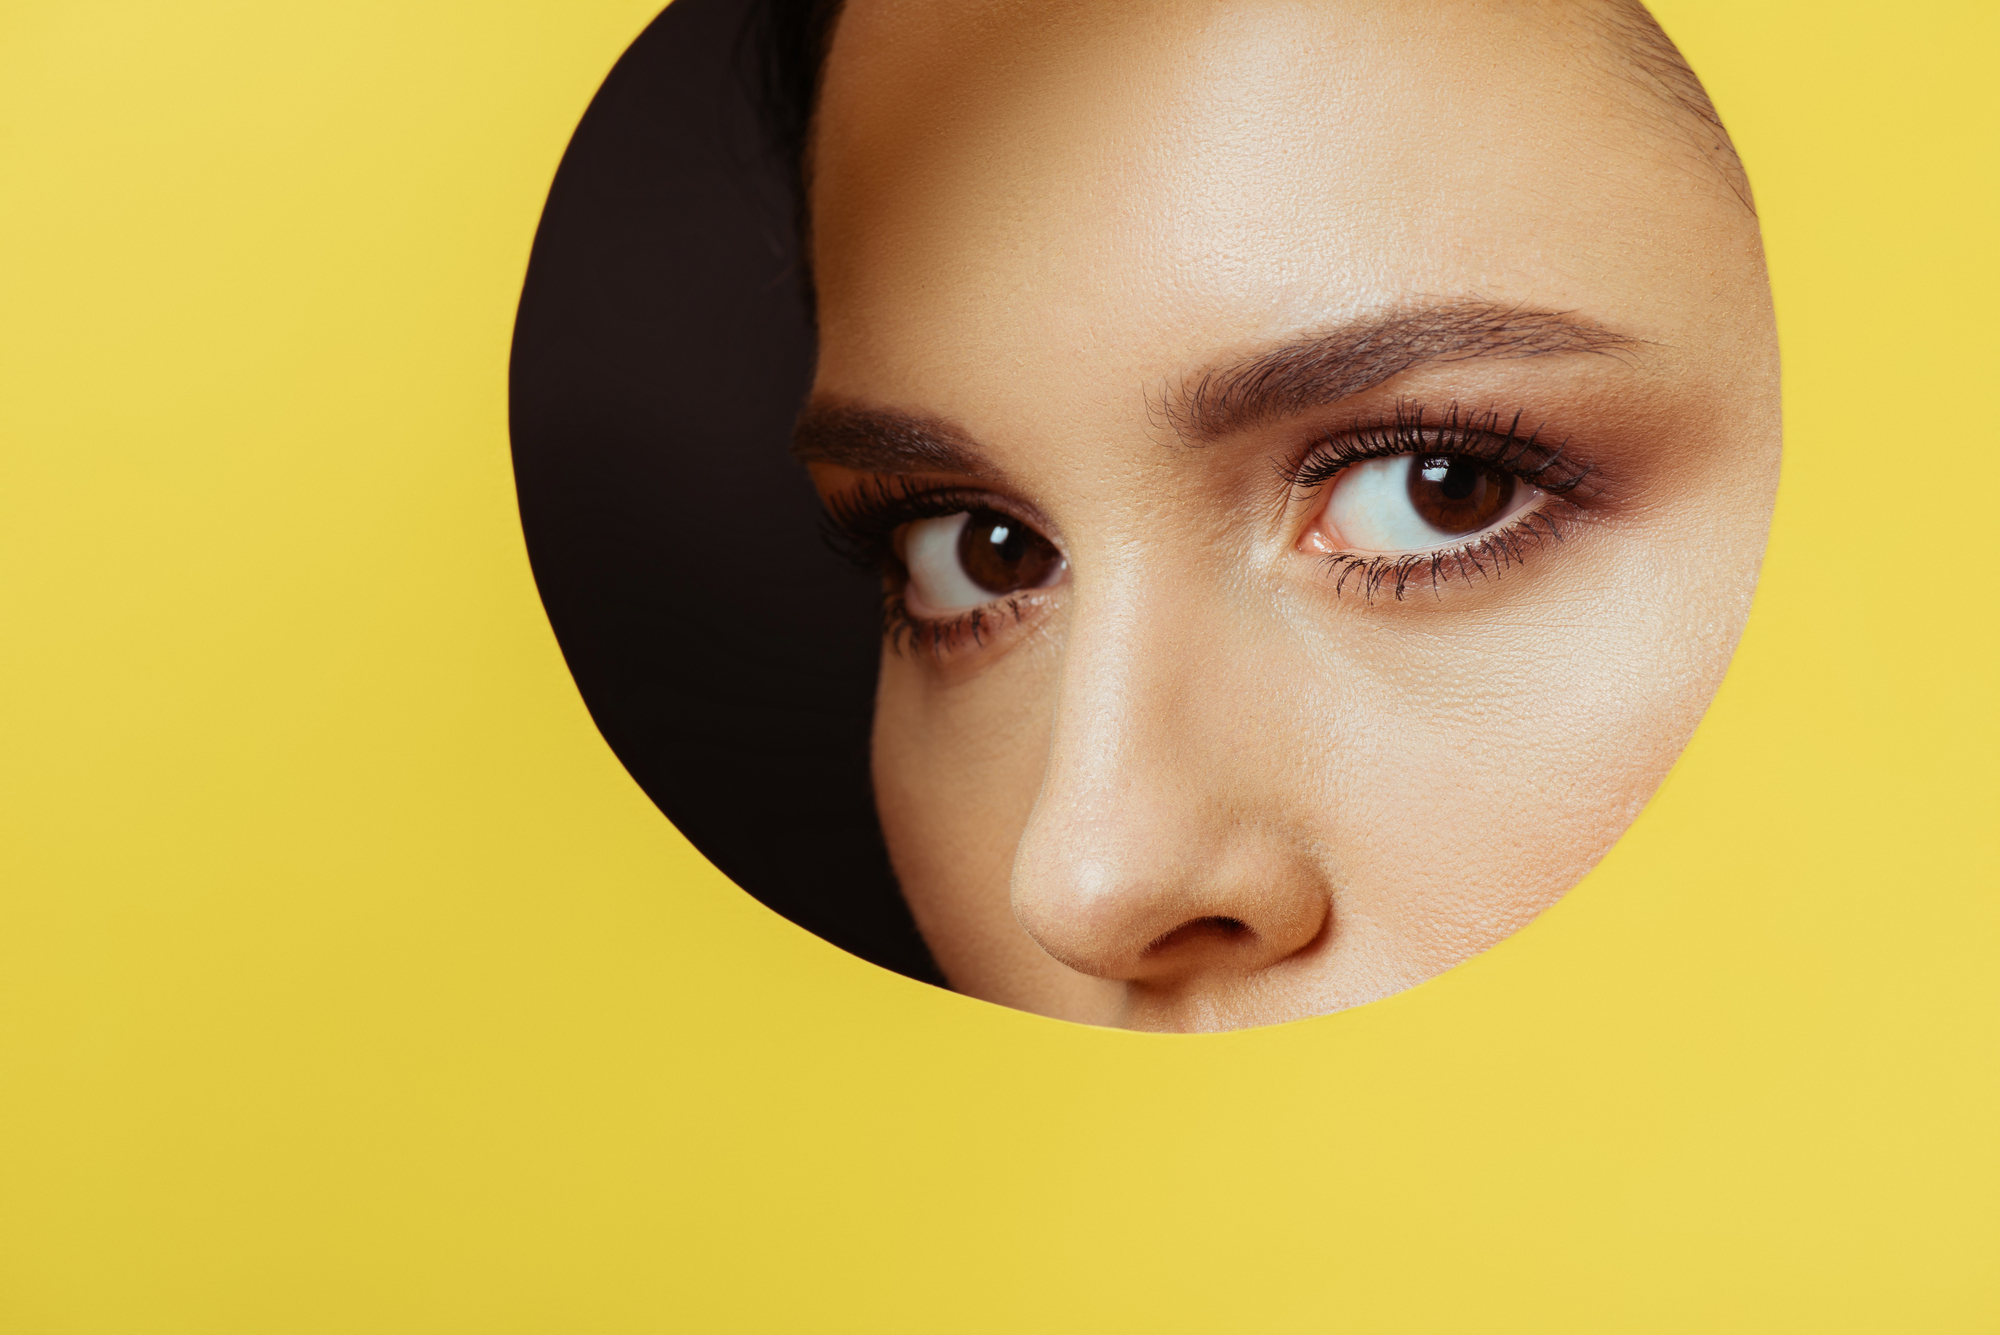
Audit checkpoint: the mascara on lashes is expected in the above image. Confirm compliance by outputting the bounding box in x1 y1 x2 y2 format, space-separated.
823 399 1601 635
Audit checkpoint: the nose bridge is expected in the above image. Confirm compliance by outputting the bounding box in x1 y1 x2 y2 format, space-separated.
1009 555 1329 987
1042 564 1207 810
1038 543 1255 832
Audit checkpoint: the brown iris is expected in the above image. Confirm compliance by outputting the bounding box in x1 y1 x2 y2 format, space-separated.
958 509 1062 595
1407 454 1515 535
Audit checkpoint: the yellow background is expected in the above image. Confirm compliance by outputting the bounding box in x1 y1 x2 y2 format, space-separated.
1 1 1992 1329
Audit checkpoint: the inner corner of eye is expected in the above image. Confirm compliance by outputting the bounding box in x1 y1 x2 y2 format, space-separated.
1300 506 1345 554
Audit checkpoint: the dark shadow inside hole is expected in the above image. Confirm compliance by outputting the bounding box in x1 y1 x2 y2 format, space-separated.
509 0 944 985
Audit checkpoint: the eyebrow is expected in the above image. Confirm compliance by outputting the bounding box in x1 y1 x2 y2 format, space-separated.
792 301 1640 472
791 402 991 475
1163 301 1642 443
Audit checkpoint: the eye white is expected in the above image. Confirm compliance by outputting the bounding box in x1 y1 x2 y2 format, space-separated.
1320 456 1438 552
901 512 987 613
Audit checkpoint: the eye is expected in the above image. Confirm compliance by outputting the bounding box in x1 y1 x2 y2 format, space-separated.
899 508 1065 615
1311 453 1537 554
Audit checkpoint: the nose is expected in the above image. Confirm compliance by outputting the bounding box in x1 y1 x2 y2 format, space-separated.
1008 577 1332 1000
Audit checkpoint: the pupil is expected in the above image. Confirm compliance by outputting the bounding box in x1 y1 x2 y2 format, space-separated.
957 508 1059 595
1419 455 1477 500
1407 453 1514 536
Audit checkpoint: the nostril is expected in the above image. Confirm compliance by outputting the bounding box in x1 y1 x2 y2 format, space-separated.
1143 915 1251 957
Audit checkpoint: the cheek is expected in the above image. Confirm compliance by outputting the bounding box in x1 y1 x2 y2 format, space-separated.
1296 535 1748 953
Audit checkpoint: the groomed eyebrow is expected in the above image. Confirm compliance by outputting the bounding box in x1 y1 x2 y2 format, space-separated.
793 301 1643 471
791 403 992 476
1162 301 1643 443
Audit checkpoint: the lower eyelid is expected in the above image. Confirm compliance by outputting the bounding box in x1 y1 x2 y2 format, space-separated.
883 588 1054 661
1310 500 1575 601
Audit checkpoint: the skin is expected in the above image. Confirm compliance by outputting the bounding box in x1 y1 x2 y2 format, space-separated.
799 0 1779 1031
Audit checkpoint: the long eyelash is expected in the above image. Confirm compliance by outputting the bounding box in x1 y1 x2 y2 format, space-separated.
820 475 992 575
1279 402 1597 498
881 591 1032 659
1323 507 1570 602
821 478 1044 659
1285 402 1597 601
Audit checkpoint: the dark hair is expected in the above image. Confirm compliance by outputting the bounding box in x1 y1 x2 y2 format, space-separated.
513 0 945 986
746 0 845 196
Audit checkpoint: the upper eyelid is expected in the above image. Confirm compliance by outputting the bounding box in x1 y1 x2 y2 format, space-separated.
1281 405 1605 501
825 476 1061 546
825 406 1605 558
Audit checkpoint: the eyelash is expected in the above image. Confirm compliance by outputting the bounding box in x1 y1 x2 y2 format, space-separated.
884 593 1032 658
820 402 1603 649
822 477 1048 657
1281 403 1600 602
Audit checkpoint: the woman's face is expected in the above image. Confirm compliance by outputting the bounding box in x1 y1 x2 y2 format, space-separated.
799 0 1779 1031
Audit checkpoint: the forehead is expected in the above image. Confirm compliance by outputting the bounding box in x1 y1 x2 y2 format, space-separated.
810 0 1750 401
